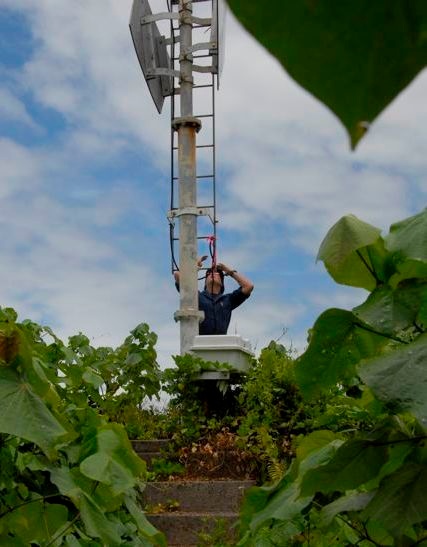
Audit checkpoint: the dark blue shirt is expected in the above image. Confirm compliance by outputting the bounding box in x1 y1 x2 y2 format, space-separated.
198 287 249 335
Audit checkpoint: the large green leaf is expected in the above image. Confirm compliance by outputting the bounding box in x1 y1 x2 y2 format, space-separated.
385 208 427 286
320 491 375 526
353 281 427 336
245 438 342 534
5 501 68 544
227 1 427 148
80 424 146 495
300 439 387 496
295 308 387 398
124 494 167 547
0 368 67 456
362 463 427 537
359 334 427 428
50 466 123 545
316 215 384 290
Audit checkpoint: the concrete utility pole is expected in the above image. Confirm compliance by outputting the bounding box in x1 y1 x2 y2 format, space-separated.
172 0 203 355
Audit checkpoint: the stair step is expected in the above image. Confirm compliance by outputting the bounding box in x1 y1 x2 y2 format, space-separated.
136 451 163 465
142 480 255 513
131 439 171 453
147 511 238 546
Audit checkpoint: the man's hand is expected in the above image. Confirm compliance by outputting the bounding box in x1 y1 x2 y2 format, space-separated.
217 262 232 275
197 255 208 268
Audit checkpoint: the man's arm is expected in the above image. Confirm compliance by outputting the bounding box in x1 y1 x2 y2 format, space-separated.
217 263 254 296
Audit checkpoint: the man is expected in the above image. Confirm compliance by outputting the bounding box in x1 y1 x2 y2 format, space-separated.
174 257 254 335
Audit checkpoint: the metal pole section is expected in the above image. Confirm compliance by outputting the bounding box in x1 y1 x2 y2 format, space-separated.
173 0 203 355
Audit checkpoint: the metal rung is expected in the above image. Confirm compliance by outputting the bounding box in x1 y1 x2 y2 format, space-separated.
173 175 214 180
194 84 213 89
194 114 213 118
173 144 213 150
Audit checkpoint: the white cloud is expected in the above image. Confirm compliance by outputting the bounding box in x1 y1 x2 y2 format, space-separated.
0 0 426 367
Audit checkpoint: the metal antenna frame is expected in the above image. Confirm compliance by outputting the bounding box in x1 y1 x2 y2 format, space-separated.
130 0 220 355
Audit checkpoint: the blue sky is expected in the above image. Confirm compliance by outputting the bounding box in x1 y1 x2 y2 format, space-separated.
0 0 426 367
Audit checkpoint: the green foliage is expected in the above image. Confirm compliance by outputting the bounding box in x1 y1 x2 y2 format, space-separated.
236 341 303 480
162 354 236 446
0 311 166 546
147 458 185 481
238 209 427 545
227 0 427 148
55 322 162 439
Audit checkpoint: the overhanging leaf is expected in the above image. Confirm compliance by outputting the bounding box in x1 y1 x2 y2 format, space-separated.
227 1 427 148
295 308 387 399
0 368 67 456
362 463 427 537
353 281 427 336
80 424 146 495
125 495 167 547
320 491 375 526
300 439 387 496
359 333 427 429
317 215 383 290
385 208 427 286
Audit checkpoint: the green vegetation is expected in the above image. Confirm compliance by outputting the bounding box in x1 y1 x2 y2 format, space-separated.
0 210 426 545
237 209 427 546
0 312 165 546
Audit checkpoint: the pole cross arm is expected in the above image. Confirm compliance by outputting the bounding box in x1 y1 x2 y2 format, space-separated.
174 309 205 322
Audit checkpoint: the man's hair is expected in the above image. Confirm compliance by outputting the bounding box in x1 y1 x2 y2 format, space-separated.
205 268 225 293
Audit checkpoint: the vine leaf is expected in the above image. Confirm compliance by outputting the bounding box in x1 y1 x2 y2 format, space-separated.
385 208 427 287
300 439 387 496
50 466 122 545
125 495 167 547
295 308 387 399
320 491 375 527
80 424 146 495
317 215 384 290
5 501 68 544
353 281 427 336
227 1 427 148
359 333 427 429
362 463 427 537
0 368 67 457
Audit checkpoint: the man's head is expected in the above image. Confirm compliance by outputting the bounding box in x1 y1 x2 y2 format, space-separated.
204 267 224 294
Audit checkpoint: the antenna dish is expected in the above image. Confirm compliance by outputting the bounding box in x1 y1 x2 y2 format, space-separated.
211 0 227 86
129 0 173 113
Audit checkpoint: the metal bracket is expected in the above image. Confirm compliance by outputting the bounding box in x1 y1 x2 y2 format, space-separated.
171 116 202 132
167 206 213 219
164 36 181 46
146 68 181 79
174 309 205 322
185 41 217 54
193 65 216 74
142 12 211 27
141 12 179 24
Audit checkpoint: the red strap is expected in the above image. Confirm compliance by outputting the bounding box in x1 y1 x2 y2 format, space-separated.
206 235 217 270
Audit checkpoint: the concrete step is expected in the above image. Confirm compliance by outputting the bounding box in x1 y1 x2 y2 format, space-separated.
142 480 254 513
147 511 238 546
132 439 171 465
